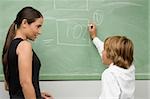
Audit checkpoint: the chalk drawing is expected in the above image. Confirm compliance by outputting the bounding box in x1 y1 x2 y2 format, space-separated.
56 19 90 46
54 0 88 11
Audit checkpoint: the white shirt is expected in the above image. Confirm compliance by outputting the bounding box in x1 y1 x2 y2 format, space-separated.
93 37 135 99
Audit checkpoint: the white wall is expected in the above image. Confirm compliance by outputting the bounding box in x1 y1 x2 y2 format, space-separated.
0 80 150 99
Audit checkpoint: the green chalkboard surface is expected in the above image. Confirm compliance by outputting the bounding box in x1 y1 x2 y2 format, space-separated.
0 0 149 80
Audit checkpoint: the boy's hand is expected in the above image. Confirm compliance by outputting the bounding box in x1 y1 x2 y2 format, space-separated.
88 23 97 39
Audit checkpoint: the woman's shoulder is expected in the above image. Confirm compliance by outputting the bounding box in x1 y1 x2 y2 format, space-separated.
16 40 32 54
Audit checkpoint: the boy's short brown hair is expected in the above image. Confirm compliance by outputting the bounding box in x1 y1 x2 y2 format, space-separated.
104 36 134 69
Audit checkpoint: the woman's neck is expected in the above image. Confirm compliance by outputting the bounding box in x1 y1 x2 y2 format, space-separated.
15 29 27 40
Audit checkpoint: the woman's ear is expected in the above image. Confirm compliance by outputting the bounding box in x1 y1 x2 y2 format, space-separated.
21 19 28 28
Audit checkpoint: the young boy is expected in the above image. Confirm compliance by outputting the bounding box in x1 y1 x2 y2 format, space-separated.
88 24 135 99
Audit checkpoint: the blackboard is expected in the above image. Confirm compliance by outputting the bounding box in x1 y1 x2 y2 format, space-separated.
0 0 149 80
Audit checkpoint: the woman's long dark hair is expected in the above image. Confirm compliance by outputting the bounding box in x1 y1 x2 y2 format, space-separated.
2 6 43 86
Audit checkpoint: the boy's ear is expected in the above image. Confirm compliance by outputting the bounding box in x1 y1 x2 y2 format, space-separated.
21 19 28 28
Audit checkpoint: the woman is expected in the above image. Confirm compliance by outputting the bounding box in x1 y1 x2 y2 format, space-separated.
2 6 53 99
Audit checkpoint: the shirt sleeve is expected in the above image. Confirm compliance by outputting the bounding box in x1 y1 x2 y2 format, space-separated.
92 37 104 57
99 70 121 99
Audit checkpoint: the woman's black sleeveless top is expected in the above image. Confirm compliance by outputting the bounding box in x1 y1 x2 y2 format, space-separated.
7 38 41 99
